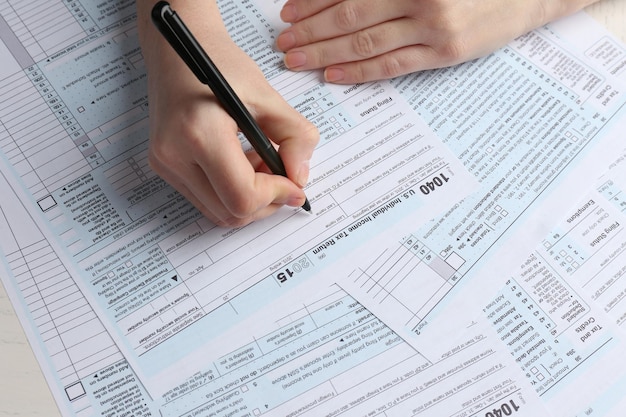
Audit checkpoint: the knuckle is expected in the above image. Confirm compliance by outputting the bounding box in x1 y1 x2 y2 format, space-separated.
148 138 171 169
300 119 320 146
224 192 257 220
335 2 360 31
296 21 316 44
181 124 208 152
428 15 469 64
347 64 366 83
438 39 468 64
215 216 251 228
313 46 330 68
351 30 376 58
379 55 403 79
147 151 161 174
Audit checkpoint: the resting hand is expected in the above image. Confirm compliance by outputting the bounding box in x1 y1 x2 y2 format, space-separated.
276 0 599 83
138 1 318 227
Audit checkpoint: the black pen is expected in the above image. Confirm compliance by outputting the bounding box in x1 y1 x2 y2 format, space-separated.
150 1 311 212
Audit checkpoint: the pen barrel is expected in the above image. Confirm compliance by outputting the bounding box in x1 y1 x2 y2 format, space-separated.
152 1 288 178
235 118 288 177
152 2 310 211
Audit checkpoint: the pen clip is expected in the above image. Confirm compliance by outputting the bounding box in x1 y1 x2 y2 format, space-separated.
150 1 256 129
151 1 210 85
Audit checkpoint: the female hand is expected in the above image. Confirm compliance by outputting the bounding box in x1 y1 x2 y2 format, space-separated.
138 1 319 227
276 0 599 83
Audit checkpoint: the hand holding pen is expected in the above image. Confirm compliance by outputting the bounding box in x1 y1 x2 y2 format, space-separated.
136 0 318 227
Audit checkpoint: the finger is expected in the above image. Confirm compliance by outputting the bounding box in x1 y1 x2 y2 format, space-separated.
147 110 245 224
276 0 404 51
250 97 319 187
152 148 297 227
283 18 419 71
280 0 344 23
322 42 472 84
148 123 281 226
193 125 307 218
148 152 226 225
178 176 287 228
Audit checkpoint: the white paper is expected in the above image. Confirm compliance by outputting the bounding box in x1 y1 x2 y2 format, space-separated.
339 11 626 356
0 0 471 400
2 2 626 417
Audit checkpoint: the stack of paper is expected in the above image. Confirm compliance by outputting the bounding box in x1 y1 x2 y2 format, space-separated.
1 1 625 416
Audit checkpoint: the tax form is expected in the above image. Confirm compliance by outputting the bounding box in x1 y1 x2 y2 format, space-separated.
476 148 626 417
3 168 621 417
339 11 626 355
539 150 626 330
0 161 549 417
0 153 547 416
0 181 552 417
1 3 626 417
0 0 471 399
330 13 626 415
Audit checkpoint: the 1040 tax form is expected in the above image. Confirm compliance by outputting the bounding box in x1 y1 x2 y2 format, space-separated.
2 1 626 417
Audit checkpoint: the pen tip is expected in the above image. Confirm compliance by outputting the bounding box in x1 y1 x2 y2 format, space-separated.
302 198 311 213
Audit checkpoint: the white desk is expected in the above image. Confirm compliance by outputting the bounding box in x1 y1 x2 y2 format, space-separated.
1 3 625 416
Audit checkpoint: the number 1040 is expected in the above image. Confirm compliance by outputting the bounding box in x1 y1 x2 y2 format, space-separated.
485 399 520 417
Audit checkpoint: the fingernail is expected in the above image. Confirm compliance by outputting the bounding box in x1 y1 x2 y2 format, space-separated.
276 30 296 51
284 51 307 69
325 67 345 83
296 160 310 187
280 3 298 22
286 194 306 208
